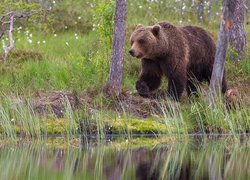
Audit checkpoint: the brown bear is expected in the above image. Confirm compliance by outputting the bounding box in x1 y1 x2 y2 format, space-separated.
129 22 227 101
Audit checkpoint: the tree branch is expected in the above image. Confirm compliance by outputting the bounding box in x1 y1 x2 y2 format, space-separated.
0 11 14 22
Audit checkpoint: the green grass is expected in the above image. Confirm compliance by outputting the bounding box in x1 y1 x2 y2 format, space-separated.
0 31 111 92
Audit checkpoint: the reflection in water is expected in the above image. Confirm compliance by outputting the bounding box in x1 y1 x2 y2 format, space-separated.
0 137 249 180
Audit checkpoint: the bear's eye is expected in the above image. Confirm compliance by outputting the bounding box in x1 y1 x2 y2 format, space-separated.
138 39 145 44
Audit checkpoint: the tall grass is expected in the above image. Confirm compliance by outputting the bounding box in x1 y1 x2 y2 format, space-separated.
62 97 78 140
158 99 187 136
0 98 17 140
189 92 250 136
0 90 248 140
0 95 40 139
0 94 82 140
155 87 249 136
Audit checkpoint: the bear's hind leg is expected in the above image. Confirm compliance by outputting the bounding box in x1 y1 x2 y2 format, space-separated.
222 70 228 94
168 76 186 101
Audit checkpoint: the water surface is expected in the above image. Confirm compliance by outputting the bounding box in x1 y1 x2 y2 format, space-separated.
0 136 249 180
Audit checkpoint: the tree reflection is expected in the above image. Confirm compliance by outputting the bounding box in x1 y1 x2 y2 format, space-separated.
0 137 249 179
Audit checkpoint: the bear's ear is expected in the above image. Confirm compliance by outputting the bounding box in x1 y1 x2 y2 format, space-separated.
152 25 161 36
136 24 143 30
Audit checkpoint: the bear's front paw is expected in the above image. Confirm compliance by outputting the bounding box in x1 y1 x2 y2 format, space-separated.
136 80 150 98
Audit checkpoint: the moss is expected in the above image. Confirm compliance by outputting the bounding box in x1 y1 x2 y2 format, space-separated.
44 118 69 134
108 118 168 134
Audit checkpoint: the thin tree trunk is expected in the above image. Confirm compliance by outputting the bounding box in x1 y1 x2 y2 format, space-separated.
246 2 249 26
104 0 127 96
208 0 213 22
180 0 184 22
197 0 204 23
207 0 230 104
3 12 15 61
191 0 195 8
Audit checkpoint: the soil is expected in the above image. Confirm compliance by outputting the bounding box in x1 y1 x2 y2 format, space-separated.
32 90 165 118
0 50 42 62
31 85 249 119
32 90 81 118
31 88 183 118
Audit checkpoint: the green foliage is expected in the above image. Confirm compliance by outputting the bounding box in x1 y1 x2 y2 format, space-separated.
49 1 94 33
240 55 250 75
0 1 48 32
0 1 40 14
92 0 115 49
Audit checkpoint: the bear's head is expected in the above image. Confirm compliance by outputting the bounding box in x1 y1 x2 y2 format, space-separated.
129 24 167 59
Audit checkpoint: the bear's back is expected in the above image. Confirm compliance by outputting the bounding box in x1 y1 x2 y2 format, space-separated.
180 25 216 59
180 25 216 81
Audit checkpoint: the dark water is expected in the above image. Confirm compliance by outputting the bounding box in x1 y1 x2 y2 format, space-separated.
0 136 249 180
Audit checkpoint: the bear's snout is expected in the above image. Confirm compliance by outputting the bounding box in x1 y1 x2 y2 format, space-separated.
129 49 135 57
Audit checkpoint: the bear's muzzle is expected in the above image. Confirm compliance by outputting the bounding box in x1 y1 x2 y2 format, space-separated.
129 49 135 57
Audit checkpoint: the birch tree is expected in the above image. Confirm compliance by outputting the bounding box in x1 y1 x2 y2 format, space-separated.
0 2 49 61
208 0 213 22
104 0 127 96
228 0 246 61
208 0 239 104
209 0 230 96
246 1 250 24
197 0 204 23
2 12 14 61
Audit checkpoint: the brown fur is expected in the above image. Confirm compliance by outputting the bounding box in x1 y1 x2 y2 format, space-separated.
225 89 240 109
129 22 227 101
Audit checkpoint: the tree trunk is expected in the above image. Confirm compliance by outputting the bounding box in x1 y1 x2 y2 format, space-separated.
228 0 246 61
197 0 204 23
180 0 184 22
208 0 213 22
246 2 249 26
207 0 231 103
191 0 195 8
209 0 245 99
104 0 127 96
3 12 15 61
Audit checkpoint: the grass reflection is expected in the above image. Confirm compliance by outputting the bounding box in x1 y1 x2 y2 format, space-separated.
0 137 249 180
